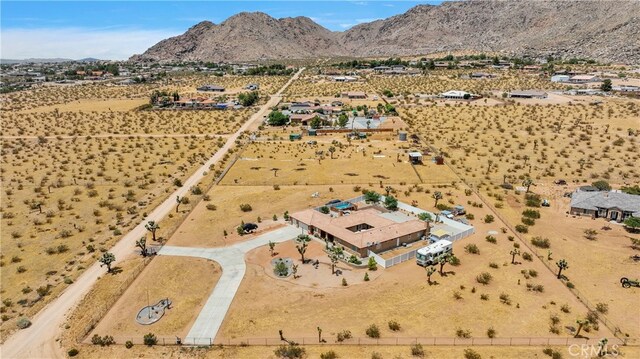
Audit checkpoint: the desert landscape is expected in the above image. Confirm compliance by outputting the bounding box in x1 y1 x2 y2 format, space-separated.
2 1 640 359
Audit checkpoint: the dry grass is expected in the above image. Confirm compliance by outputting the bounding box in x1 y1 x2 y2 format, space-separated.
90 256 221 339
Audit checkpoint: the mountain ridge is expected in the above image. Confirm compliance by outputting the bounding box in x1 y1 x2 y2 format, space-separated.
130 1 640 63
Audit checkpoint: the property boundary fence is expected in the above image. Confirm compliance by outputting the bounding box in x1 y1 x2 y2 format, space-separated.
102 336 637 347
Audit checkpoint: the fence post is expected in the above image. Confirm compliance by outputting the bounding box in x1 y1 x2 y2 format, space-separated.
510 337 512 346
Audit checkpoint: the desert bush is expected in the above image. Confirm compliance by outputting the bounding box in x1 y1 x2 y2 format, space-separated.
464 349 482 359
388 320 401 331
206 204 217 210
561 304 571 313
487 327 496 338
499 293 511 305
16 317 31 329
125 340 133 349
485 235 497 244
456 328 471 338
515 224 528 233
411 343 425 357
371 352 383 359
366 324 381 338
67 348 79 357
483 214 494 223
476 272 493 285
465 244 480 254
595 302 609 314
239 203 252 212
522 217 536 226
321 350 338 359
531 237 550 248
274 344 306 359
522 252 533 261
522 209 541 219
143 332 157 346
336 330 352 342
480 294 489 301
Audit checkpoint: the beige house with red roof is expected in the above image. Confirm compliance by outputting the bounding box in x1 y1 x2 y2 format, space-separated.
290 205 428 257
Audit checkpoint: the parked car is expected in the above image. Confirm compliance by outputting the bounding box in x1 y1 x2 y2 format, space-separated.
243 223 258 233
554 179 567 185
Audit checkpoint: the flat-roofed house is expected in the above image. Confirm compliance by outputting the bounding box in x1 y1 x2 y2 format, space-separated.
508 90 548 99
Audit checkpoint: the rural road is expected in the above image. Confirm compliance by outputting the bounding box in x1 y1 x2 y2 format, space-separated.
0 68 304 359
158 225 301 345
0 133 231 140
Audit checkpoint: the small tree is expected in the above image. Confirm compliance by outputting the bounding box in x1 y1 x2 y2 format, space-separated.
426 266 436 284
268 241 276 256
556 259 569 279
145 220 159 241
368 257 377 271
575 319 586 337
432 191 443 207
600 79 612 92
384 195 398 211
522 178 534 193
438 253 453 276
328 146 336 159
135 237 147 257
510 248 520 264
98 252 115 273
364 191 381 204
384 186 393 196
295 235 310 263
591 180 611 191
623 216 640 230
329 249 339 274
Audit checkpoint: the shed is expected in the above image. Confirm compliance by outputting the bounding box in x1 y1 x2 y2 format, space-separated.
290 133 302 141
408 152 423 164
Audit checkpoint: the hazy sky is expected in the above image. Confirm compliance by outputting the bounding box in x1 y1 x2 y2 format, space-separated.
1 1 441 60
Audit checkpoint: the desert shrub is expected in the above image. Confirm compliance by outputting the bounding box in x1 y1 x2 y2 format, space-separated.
456 328 471 338
453 290 463 300
489 262 499 269
549 314 560 325
525 193 542 207
371 352 383 359
411 343 425 357
595 302 608 314
466 213 475 220
388 320 401 331
486 235 497 244
190 186 203 195
449 255 461 266
522 217 536 226
143 332 157 346
499 293 511 305
16 317 31 329
342 278 348 286
522 252 533 261
320 206 330 214
336 330 352 342
366 324 381 338
91 334 103 345
321 350 338 359
487 327 496 338
274 344 306 359
206 204 217 211
465 244 479 254
531 237 550 248
483 214 494 223
515 224 528 233
560 304 571 313
476 272 493 285
480 294 489 301
368 257 377 271
528 269 538 277
464 349 482 359
522 209 541 219
125 340 133 349
364 272 370 281
566 282 575 289
239 203 252 212
173 178 183 187
67 348 79 357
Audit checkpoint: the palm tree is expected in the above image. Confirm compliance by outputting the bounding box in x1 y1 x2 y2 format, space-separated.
426 266 436 284
296 235 310 263
99 252 116 273
136 236 147 257
575 319 586 337
510 248 520 264
432 191 443 207
522 178 534 193
556 259 569 279
385 186 393 196
328 146 336 159
145 220 159 241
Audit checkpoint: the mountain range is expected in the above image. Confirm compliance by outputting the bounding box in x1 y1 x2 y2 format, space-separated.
131 0 640 64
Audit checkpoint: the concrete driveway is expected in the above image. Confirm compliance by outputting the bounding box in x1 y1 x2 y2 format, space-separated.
158 224 300 345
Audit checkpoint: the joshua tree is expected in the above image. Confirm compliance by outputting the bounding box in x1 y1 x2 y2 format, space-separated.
136 236 147 257
523 155 529 166
487 159 493 174
438 253 453 276
295 234 310 263
432 191 443 207
175 195 182 213
329 248 339 274
385 186 393 196
271 168 280 177
292 264 299 279
510 248 520 264
575 319 586 337
145 220 159 241
328 146 336 159
556 259 569 279
268 241 276 257
426 266 436 284
99 252 116 273
317 327 323 343
522 178 534 193
597 338 608 357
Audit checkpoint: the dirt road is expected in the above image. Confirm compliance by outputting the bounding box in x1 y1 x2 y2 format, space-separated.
0 68 304 359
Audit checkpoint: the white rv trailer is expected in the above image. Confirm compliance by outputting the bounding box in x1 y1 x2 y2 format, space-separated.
416 239 453 266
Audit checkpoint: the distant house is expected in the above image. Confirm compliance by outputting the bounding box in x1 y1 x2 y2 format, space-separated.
373 66 392 73
470 72 495 79
508 90 548 99
342 91 367 99
551 75 571 83
613 85 640 92
334 76 357 82
289 113 317 126
570 190 640 222
570 75 600 83
197 85 225 92
440 90 474 100
119 78 136 85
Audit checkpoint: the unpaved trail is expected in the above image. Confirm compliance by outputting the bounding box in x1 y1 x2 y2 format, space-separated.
0 68 304 359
